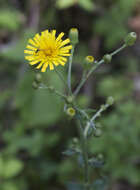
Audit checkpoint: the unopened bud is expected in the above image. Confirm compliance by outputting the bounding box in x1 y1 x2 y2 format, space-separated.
73 137 79 144
35 73 42 83
32 81 38 89
106 96 114 105
103 54 112 63
84 55 95 69
66 107 76 117
49 86 55 92
94 129 102 137
66 95 74 104
97 153 104 161
69 28 79 45
124 32 137 46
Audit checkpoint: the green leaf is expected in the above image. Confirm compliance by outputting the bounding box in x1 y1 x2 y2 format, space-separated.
2 182 18 190
78 0 94 12
0 9 22 31
14 70 64 126
2 159 23 179
0 90 12 110
56 0 76 9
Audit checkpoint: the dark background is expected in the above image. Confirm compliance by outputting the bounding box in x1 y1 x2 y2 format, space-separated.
0 0 140 190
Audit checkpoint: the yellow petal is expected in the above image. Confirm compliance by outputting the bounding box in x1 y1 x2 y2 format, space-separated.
26 45 36 51
59 53 71 56
42 29 49 36
49 63 54 70
25 56 35 61
53 61 59 66
60 45 72 51
58 60 65 66
41 62 49 72
56 32 64 42
51 30 56 38
59 49 69 54
24 50 34 54
36 61 44 69
28 38 37 47
29 60 39 65
33 33 41 45
59 38 70 47
59 57 67 62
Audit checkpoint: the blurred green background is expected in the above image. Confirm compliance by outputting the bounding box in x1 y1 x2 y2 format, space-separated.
0 0 140 189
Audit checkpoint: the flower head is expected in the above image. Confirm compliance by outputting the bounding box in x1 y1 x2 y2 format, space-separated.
66 107 76 117
85 56 94 63
24 30 72 72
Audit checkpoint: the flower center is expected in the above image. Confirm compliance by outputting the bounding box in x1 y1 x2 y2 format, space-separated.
44 49 53 56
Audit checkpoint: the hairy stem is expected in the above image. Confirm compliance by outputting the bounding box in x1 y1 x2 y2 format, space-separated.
77 115 90 190
67 46 75 95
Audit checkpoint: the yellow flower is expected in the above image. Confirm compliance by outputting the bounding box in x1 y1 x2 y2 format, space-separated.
24 29 72 72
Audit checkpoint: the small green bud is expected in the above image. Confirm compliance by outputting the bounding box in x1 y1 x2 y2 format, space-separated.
103 54 112 63
94 129 102 137
66 107 76 117
49 86 55 92
32 81 38 89
35 73 42 83
66 95 74 104
69 28 79 45
73 137 79 144
106 96 114 105
97 153 104 161
124 32 137 46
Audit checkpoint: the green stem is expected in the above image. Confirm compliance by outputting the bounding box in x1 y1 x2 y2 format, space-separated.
77 115 90 190
74 44 127 96
74 60 103 96
90 104 109 123
39 85 67 100
67 46 75 95
54 89 67 99
110 44 126 56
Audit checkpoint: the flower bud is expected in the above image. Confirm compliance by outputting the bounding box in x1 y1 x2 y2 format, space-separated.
106 96 114 105
124 32 137 46
72 137 79 144
103 54 112 63
69 28 79 45
97 153 104 161
66 107 76 117
85 55 94 63
32 81 38 89
48 86 55 92
84 55 95 69
66 95 74 104
35 73 42 83
94 129 102 137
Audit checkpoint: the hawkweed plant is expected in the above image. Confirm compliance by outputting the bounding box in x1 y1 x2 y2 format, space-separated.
24 29 137 190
